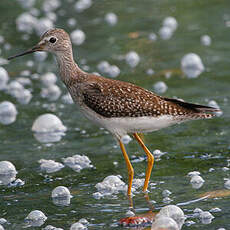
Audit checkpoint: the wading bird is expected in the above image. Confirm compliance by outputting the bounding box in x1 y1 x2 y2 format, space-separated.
8 28 220 196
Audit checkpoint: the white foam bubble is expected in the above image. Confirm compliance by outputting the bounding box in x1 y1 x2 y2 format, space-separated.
125 210 135 217
70 222 87 230
43 225 64 230
70 29 86 46
0 161 17 176
146 68 155 75
62 154 93 172
0 161 17 185
108 65 120 78
159 26 174 40
163 17 178 32
190 175 205 189
201 35 211 46
125 51 140 68
156 205 185 230
17 89 33 104
25 210 47 227
181 53 205 78
148 33 157 41
61 93 74 104
105 12 118 26
224 179 230 189
39 159 64 173
78 218 89 226
41 85 61 101
51 186 72 206
40 72 57 86
0 67 9 90
7 80 24 97
97 61 110 74
74 0 92 12
0 101 18 125
33 52 48 62
16 0 35 9
0 224 4 230
95 175 127 196
32 113 67 133
208 100 223 116
162 189 172 197
67 18 77 28
42 0 60 12
151 217 179 230
132 178 144 190
52 186 71 198
17 77 32 86
34 18 54 36
16 12 37 33
187 171 201 177
199 211 214 224
209 207 221 213
153 81 168 94
153 149 165 158
0 218 7 225
121 135 132 144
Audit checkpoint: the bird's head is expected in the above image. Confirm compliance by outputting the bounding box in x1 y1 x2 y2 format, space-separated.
8 28 72 60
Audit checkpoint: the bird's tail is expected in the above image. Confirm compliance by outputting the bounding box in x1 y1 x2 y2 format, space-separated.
163 97 222 119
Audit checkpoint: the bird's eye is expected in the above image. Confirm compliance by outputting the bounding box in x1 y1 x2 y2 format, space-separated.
49 37 56 43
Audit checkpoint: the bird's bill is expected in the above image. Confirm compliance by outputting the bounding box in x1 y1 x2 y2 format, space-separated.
7 43 44 60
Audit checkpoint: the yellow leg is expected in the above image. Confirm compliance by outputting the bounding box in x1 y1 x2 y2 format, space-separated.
133 133 154 193
119 140 134 196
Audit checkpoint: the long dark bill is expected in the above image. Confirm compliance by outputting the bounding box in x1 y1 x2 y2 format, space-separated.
7 45 42 60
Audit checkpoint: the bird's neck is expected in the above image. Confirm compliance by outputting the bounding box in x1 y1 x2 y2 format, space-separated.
55 50 85 86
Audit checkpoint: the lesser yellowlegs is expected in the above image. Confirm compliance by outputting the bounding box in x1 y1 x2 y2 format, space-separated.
8 28 220 196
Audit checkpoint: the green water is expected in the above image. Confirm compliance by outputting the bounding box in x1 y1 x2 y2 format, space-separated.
0 0 230 229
